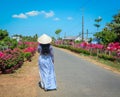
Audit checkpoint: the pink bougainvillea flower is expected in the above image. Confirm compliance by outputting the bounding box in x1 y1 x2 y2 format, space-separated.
0 51 4 58
107 42 120 51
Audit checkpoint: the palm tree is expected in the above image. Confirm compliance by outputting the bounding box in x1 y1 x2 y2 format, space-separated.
106 11 120 42
55 29 62 39
94 16 102 32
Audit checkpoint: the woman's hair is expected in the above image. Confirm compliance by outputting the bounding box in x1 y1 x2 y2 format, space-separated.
40 44 50 55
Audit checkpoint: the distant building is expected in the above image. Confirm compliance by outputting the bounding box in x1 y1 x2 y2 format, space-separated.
63 36 78 41
12 36 22 42
91 38 101 44
63 35 87 42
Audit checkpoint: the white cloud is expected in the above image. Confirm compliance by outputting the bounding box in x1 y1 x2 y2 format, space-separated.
41 10 55 18
53 17 60 21
67 17 73 20
98 16 102 19
26 11 40 16
12 13 27 19
12 10 55 19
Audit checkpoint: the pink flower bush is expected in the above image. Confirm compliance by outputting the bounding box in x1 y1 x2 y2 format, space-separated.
107 42 120 51
18 41 37 56
86 43 104 49
55 40 63 45
54 40 120 62
0 52 4 57
23 47 36 56
80 42 88 48
21 42 37 61
0 48 24 74
106 42 120 57
73 42 104 50
0 41 38 74
24 42 38 47
117 52 120 57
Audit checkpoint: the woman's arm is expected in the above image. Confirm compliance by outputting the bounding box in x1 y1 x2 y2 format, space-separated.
50 45 54 63
37 44 41 54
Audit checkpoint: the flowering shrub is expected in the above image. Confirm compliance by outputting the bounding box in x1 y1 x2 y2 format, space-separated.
24 42 38 47
0 51 4 57
0 34 38 74
23 42 37 61
87 43 104 49
54 40 63 45
54 40 120 62
79 42 88 48
18 41 28 49
106 42 120 57
18 41 37 61
0 48 24 73
0 41 38 74
107 42 120 51
23 47 36 56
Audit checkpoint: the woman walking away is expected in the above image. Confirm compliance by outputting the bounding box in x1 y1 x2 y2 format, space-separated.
37 34 57 91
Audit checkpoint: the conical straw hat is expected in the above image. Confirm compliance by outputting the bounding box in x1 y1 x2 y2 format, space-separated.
37 34 52 44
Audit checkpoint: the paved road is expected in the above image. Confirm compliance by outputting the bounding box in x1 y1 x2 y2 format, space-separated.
37 47 120 97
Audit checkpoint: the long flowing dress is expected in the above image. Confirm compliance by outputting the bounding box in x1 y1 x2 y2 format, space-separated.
38 44 57 90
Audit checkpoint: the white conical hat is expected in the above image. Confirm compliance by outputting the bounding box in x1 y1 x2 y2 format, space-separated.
37 34 52 44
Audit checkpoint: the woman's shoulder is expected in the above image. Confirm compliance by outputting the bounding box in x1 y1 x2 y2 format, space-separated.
49 45 53 49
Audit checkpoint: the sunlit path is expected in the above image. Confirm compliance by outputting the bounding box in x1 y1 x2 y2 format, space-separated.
37 47 120 97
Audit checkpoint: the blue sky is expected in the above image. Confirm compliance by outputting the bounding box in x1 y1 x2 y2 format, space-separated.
0 0 120 38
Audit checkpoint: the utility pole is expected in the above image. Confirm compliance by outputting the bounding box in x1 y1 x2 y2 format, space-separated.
81 8 84 41
82 15 84 41
64 32 66 38
86 29 88 40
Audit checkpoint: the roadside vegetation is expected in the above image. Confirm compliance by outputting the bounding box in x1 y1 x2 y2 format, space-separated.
0 29 38 74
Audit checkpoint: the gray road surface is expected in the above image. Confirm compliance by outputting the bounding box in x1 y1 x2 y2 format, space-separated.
37 47 120 97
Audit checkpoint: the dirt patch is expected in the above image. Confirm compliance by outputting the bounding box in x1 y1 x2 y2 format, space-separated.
0 53 39 97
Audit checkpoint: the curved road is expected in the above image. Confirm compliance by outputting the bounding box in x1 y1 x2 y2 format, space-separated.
37 47 120 97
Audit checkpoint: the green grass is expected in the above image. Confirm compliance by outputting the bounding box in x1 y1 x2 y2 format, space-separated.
87 55 120 72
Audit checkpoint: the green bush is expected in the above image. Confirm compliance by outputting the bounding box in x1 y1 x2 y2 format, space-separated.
54 44 90 55
98 54 116 61
82 50 90 55
18 42 28 49
24 52 32 61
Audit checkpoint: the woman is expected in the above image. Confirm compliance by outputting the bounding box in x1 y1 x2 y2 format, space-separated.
37 34 57 91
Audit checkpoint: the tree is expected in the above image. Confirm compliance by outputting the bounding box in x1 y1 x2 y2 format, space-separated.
0 29 8 40
3 37 18 49
93 11 120 44
55 29 62 39
94 27 117 45
13 34 38 42
106 11 120 42
94 16 102 32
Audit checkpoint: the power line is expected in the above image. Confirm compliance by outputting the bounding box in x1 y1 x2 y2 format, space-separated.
64 0 99 39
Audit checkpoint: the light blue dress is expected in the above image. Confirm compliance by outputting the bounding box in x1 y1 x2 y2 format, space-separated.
38 44 57 90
